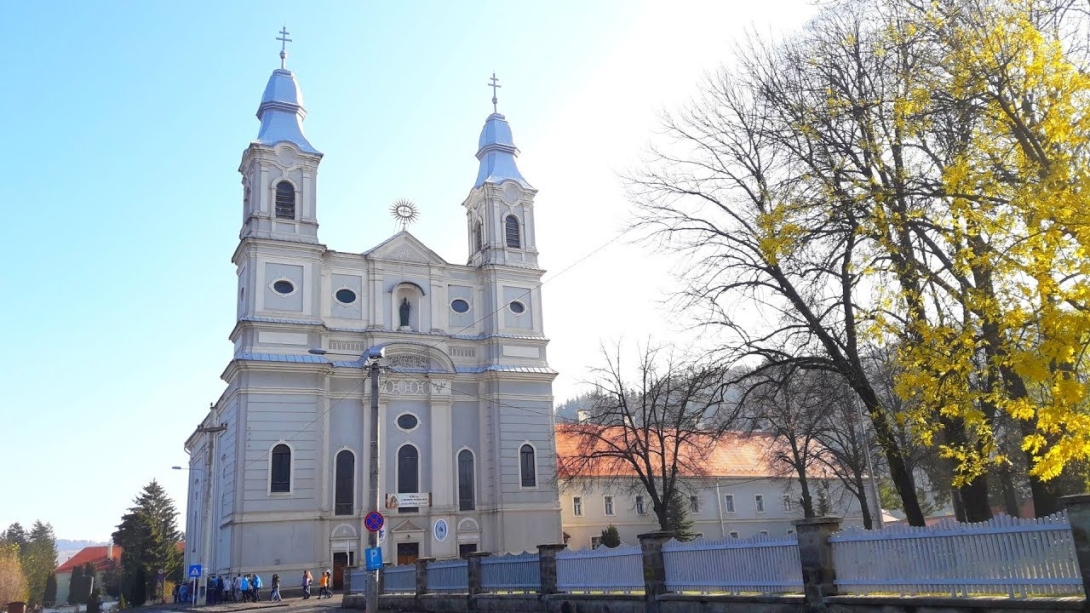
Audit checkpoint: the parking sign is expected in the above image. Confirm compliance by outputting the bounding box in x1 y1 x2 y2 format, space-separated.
365 547 382 571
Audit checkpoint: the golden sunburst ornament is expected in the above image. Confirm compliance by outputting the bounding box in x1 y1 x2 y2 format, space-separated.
390 199 421 230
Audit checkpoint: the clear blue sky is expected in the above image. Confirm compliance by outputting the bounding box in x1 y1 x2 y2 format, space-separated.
0 0 815 541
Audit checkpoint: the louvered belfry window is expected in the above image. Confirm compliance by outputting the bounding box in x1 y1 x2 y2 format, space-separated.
505 216 521 248
474 221 483 252
275 181 295 219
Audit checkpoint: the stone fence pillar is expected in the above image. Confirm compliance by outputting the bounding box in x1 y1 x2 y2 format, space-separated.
1061 494 1090 600
794 517 841 611
415 557 434 597
537 543 567 595
467 551 491 600
638 531 676 613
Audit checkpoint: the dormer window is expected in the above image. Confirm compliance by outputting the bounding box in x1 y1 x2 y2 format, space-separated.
275 181 295 219
505 215 521 248
474 220 483 253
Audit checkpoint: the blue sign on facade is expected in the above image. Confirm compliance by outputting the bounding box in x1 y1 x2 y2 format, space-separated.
365 547 382 571
188 564 202 578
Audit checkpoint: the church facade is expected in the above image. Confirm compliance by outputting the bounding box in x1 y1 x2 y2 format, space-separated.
183 48 562 584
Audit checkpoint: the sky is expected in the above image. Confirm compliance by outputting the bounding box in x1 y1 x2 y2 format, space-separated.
0 0 817 542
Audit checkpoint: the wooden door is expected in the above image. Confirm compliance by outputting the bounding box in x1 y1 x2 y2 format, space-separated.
396 542 419 566
332 552 353 590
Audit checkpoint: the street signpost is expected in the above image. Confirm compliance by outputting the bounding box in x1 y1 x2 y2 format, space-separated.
188 565 201 605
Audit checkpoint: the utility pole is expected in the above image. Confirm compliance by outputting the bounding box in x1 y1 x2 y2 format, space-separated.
196 420 227 596
309 344 385 611
364 346 385 613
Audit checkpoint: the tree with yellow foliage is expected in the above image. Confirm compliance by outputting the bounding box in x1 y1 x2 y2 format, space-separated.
631 0 1090 522
0 543 28 607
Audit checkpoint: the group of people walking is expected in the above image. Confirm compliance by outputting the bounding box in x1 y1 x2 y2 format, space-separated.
300 570 335 600
186 569 335 604
200 572 269 604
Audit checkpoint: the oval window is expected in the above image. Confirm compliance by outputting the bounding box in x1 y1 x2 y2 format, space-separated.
509 301 526 314
397 413 419 430
451 299 470 314
273 280 294 295
335 288 357 304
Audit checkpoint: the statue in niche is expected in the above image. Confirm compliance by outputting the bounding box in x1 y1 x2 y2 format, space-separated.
399 297 411 329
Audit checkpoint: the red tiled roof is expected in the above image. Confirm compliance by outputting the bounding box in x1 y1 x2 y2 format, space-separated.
556 424 831 479
55 546 121 574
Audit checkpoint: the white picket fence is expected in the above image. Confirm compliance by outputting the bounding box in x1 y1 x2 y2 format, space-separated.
556 544 645 594
663 534 803 594
480 551 541 593
382 564 416 594
830 512 1084 598
426 558 469 593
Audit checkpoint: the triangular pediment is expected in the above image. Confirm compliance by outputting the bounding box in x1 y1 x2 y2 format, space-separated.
391 519 426 533
363 231 447 265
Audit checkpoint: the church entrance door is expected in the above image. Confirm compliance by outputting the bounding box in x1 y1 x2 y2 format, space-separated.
332 551 354 590
396 542 419 566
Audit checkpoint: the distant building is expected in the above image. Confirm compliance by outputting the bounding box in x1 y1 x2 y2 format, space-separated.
183 39 561 586
53 545 120 605
556 427 877 549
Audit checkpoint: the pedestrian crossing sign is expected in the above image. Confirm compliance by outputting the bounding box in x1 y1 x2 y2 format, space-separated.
188 564 202 578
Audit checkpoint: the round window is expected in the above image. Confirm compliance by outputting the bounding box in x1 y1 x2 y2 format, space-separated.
273 280 294 295
509 300 526 314
335 288 357 304
451 299 470 314
397 413 419 430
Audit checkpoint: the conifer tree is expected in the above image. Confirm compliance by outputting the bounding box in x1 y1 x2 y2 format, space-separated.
22 521 56 606
666 490 694 541
112 481 182 606
67 566 84 605
43 573 56 606
599 525 621 548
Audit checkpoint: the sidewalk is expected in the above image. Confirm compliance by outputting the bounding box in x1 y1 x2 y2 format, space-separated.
160 594 341 613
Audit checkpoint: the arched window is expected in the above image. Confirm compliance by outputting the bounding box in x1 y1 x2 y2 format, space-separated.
270 444 291 493
505 216 521 249
275 181 295 219
397 444 420 512
335 450 354 516
474 220 483 253
519 444 536 488
458 450 475 511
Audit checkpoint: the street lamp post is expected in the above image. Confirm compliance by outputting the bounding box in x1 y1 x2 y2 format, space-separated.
172 466 204 605
310 345 385 613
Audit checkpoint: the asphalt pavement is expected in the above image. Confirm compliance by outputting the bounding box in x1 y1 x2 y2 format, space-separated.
144 594 345 613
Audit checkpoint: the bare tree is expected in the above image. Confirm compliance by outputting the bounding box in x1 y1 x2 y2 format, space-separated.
738 364 836 518
557 341 741 532
627 10 928 523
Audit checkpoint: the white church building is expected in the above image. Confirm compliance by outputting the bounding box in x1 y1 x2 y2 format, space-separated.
183 40 562 586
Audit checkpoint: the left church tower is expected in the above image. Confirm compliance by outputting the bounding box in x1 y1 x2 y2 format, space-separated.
236 38 324 324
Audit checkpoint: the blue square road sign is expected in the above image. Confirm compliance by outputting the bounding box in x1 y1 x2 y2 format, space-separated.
365 547 382 571
188 564 202 578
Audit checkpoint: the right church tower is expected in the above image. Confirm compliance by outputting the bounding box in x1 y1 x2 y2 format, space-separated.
464 81 540 271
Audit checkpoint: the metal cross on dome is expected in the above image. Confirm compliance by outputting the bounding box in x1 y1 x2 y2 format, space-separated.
277 27 292 69
488 72 501 113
